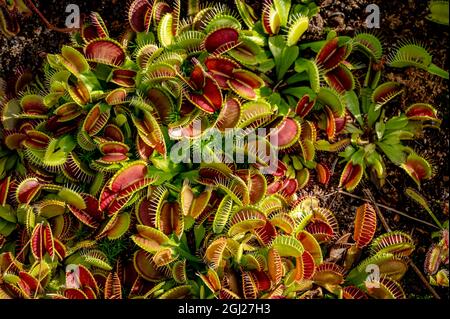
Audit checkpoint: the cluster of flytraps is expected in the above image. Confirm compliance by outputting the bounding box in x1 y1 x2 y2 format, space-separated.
0 0 448 299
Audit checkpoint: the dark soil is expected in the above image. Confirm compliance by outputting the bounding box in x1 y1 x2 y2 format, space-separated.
0 0 127 78
1 0 448 299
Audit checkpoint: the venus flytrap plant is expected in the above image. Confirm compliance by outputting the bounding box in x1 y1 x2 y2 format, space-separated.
314 33 441 191
0 70 40 181
425 228 449 288
0 1 279 298
404 188 449 287
0 158 415 299
231 2 340 189
388 40 449 80
337 203 415 299
0 0 443 300
0 0 31 37
258 0 320 114
0 204 16 238
405 188 444 229
427 0 449 26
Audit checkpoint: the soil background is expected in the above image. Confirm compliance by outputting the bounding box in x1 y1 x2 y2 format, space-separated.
1 0 448 298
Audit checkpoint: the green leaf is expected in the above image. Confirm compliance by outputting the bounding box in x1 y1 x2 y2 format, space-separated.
298 36 352 52
367 104 381 128
98 103 111 113
0 158 7 179
269 36 285 72
286 72 309 85
147 166 177 185
382 130 414 141
0 220 15 236
405 187 443 229
278 98 290 116
235 0 257 28
180 233 189 250
279 45 299 81
269 36 299 81
285 95 297 108
58 135 76 153
44 140 67 166
150 157 182 174
260 87 273 97
405 187 433 213
360 87 373 114
375 122 385 140
94 63 113 81
78 72 103 95
307 3 320 17
281 86 315 99
268 92 282 107
258 59 276 72
115 114 128 127
178 170 199 183
380 133 401 146
366 149 382 164
327 30 337 40
194 225 206 250
315 140 343 152
16 163 26 177
339 145 357 160
350 148 366 166
303 160 316 170
427 63 449 79
377 142 407 164
345 91 363 126
313 141 331 152
427 0 449 26
184 216 195 231
294 58 309 73
385 115 408 131
345 123 363 134
0 205 16 223
274 0 292 27
299 40 326 52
